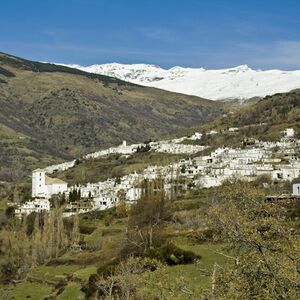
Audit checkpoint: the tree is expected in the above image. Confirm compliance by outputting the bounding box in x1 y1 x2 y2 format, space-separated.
122 179 172 256
203 181 300 299
0 207 81 281
71 213 80 246
5 206 15 219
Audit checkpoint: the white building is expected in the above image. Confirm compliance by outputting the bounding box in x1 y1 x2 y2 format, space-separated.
292 183 300 196
282 128 295 138
126 187 142 201
189 132 202 140
32 169 68 199
15 199 50 216
24 128 300 216
228 127 239 132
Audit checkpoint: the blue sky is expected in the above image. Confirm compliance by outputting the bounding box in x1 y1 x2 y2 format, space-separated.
1 0 300 69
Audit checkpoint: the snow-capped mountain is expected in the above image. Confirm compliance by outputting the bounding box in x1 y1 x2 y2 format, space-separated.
59 63 300 100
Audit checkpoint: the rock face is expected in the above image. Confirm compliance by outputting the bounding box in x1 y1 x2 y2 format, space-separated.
61 62 300 101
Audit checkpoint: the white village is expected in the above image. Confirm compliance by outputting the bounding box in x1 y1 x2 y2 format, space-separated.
15 127 300 217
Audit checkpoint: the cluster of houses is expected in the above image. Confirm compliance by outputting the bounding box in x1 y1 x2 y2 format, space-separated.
41 135 209 175
15 128 300 216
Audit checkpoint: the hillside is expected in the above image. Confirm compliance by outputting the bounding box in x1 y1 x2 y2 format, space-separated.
219 90 300 139
59 62 300 100
0 52 224 181
1 180 299 299
175 90 300 147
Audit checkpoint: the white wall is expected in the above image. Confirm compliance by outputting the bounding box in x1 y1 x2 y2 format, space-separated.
32 171 47 198
293 183 300 196
46 183 68 197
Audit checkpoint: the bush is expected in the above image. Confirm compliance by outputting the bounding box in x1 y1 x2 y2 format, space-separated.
83 273 101 297
102 228 122 236
103 214 114 226
139 257 164 272
54 277 67 290
84 257 164 298
79 225 96 235
194 228 215 243
97 258 120 278
5 206 15 219
145 242 200 265
0 262 18 283
119 226 167 258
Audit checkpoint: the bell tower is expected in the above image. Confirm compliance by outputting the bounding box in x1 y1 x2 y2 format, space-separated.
32 169 46 198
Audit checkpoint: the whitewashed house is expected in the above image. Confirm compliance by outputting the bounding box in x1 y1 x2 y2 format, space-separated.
228 127 239 132
282 128 295 138
189 132 202 140
195 175 223 188
292 183 300 196
15 199 50 216
126 187 142 201
32 169 68 199
44 160 76 174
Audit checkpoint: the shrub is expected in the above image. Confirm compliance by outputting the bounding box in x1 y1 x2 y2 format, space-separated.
139 257 164 272
145 242 200 265
54 277 67 290
85 257 164 298
79 225 96 235
83 273 101 297
0 262 18 283
97 258 119 278
5 206 15 219
194 228 215 243
103 214 114 226
119 226 167 258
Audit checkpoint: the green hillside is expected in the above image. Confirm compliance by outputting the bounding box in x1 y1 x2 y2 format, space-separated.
177 91 300 148
0 52 225 181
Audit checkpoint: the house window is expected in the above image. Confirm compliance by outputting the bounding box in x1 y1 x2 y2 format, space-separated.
298 186 300 195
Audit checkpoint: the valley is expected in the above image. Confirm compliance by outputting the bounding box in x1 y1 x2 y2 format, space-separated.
0 53 299 300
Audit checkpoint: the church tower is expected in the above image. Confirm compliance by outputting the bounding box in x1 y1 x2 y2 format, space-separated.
32 169 46 198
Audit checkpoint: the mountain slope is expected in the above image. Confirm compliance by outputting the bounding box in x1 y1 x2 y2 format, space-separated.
0 52 224 181
60 63 300 101
178 90 300 147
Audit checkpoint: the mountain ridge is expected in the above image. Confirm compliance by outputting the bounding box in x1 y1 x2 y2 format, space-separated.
57 62 300 101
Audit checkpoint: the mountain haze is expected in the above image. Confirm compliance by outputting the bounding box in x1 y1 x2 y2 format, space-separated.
60 63 300 101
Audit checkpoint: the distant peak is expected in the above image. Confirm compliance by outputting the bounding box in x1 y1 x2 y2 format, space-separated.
51 61 300 101
230 64 253 72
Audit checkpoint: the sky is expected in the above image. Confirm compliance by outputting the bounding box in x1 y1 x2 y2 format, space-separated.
1 0 300 69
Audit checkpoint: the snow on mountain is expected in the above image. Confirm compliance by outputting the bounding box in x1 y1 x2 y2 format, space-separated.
58 63 300 100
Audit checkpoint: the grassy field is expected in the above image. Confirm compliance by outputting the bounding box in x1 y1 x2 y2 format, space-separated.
139 240 229 299
57 283 85 300
28 265 83 283
0 264 98 299
1 282 53 300
0 183 230 299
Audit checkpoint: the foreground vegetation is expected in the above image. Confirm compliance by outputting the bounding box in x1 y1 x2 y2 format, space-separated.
0 176 299 299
